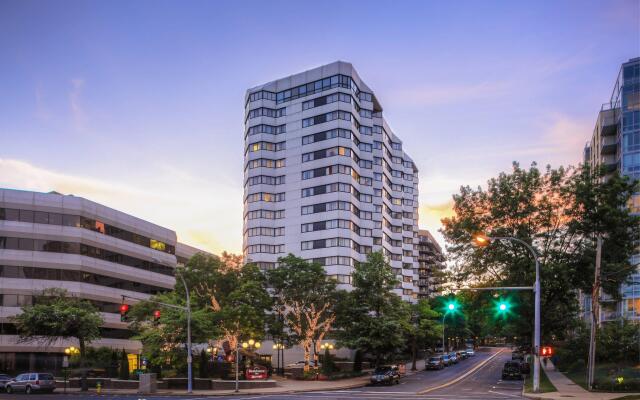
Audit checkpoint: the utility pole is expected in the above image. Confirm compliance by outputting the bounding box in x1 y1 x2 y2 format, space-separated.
588 234 603 391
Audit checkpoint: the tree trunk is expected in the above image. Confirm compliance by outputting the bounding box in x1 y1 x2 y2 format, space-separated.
303 341 311 372
411 336 417 371
78 338 86 367
79 338 88 392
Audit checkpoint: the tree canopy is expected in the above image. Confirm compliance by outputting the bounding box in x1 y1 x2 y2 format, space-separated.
441 163 639 340
12 288 103 363
267 254 338 370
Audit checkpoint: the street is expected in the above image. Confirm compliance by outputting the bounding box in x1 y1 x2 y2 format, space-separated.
0 348 523 399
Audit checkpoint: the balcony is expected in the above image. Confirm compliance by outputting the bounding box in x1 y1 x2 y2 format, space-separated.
601 136 619 156
598 107 619 137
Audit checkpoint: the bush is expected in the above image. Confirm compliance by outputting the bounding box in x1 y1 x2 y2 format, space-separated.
593 378 640 392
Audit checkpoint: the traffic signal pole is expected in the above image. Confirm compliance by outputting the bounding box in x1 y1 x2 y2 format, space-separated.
121 273 193 394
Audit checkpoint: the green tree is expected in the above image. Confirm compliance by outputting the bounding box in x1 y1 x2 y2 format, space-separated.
11 288 103 365
130 253 271 368
198 349 208 378
119 349 129 380
335 251 411 367
442 163 639 341
267 254 338 371
407 299 441 370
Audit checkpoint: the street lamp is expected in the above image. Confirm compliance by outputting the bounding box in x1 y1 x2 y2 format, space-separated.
272 342 285 376
320 343 334 351
473 233 541 393
442 302 456 353
63 346 79 393
236 339 261 393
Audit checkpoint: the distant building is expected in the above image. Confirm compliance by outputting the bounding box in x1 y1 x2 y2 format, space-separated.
417 229 446 299
0 188 210 374
582 57 640 322
242 61 421 301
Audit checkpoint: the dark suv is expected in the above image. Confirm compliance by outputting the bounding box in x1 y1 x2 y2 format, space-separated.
370 365 401 385
502 361 523 380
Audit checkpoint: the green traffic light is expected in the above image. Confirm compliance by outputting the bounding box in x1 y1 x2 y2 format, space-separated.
448 303 455 311
499 303 507 311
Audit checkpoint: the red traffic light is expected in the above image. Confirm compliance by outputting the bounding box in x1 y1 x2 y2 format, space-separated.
541 346 553 356
153 310 161 319
119 304 130 314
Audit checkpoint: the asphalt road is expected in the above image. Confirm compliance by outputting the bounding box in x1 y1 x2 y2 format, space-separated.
0 347 523 399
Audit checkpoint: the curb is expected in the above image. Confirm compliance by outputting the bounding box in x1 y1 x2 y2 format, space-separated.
417 349 505 394
57 379 370 397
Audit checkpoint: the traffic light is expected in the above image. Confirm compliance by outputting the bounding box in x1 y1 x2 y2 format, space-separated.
119 303 130 322
541 346 553 357
153 310 161 325
492 297 512 319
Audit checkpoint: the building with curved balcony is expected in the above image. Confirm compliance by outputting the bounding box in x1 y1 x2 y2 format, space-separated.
0 188 208 374
243 61 420 301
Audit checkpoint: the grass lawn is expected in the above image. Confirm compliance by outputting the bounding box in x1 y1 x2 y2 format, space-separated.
562 362 640 391
524 367 557 393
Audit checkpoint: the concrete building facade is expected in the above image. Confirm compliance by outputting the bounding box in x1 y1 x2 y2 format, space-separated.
417 229 446 299
0 188 206 374
243 61 421 301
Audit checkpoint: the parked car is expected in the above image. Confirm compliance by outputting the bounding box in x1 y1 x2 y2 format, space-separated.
511 351 524 361
502 361 523 380
286 360 307 368
5 372 56 394
426 356 445 370
448 352 459 364
457 351 468 360
465 348 475 356
370 365 400 385
0 374 12 391
441 354 452 366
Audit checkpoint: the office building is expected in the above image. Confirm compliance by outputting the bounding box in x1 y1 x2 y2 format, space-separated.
0 188 207 373
243 61 421 301
582 57 640 321
417 229 446 299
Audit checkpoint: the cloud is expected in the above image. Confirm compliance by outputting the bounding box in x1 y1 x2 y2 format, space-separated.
0 158 243 255
69 78 87 131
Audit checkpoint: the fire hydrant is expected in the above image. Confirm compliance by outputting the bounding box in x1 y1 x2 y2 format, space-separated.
96 382 102 394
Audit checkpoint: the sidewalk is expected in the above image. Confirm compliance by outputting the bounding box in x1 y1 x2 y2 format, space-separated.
61 359 424 396
524 359 640 400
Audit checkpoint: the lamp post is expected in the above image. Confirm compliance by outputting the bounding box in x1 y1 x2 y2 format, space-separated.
474 234 541 393
442 303 455 353
63 346 79 394
236 339 261 392
272 342 285 376
177 274 193 394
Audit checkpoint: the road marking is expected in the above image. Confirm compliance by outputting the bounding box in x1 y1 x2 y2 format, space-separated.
488 389 522 398
417 349 505 394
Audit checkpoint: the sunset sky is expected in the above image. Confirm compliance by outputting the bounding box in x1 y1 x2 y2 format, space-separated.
1 0 638 254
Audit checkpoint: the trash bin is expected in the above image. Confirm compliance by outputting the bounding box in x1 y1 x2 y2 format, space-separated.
138 373 157 394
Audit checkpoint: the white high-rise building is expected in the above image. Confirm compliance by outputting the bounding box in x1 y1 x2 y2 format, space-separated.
243 61 420 301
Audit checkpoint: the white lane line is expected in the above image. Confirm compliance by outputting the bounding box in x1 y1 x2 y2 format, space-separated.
488 389 523 398
418 349 505 394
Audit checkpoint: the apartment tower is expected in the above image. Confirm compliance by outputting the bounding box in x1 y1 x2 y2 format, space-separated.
583 57 640 321
243 61 420 301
